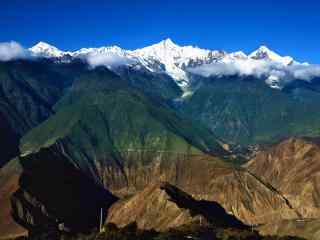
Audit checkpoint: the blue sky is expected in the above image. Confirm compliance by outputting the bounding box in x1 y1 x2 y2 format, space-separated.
1 0 320 63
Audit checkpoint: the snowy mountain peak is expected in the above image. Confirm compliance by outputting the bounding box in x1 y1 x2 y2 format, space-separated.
31 41 55 49
256 45 271 52
130 39 212 86
29 41 65 58
229 51 247 59
26 39 303 90
159 38 176 47
74 45 126 57
249 45 293 65
134 38 180 56
249 45 278 59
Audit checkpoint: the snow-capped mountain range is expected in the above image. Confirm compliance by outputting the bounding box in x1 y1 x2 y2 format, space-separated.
28 38 314 90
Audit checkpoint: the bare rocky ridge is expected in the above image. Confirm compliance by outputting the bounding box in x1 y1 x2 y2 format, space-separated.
107 182 203 231
107 181 248 231
97 152 298 225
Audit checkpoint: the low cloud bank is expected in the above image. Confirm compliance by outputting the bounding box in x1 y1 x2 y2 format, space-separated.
290 64 320 81
0 41 29 61
86 53 135 69
187 59 320 86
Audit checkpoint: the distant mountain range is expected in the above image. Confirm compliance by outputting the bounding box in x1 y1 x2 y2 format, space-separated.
17 39 320 145
0 39 319 163
27 38 315 90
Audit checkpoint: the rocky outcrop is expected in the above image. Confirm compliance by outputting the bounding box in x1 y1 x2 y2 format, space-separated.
107 182 247 231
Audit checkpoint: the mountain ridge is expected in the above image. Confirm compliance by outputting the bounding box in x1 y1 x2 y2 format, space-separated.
27 38 309 90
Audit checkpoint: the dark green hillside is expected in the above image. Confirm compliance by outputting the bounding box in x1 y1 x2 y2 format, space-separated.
180 75 320 145
20 68 226 181
0 59 86 166
117 67 183 100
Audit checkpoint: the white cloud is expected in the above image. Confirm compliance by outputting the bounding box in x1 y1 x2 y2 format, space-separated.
0 41 28 61
289 64 320 81
187 59 320 87
188 59 272 77
86 52 135 69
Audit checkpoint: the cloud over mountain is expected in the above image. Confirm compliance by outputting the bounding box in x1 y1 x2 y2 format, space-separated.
86 52 135 68
0 41 28 61
187 59 320 88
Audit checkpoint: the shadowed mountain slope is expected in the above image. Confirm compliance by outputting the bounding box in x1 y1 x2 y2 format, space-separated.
11 146 118 234
0 59 86 167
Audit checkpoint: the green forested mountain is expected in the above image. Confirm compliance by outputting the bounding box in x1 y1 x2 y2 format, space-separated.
20 67 226 181
179 75 320 145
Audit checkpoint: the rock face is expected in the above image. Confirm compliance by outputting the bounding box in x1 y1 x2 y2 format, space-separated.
107 182 247 231
245 138 320 220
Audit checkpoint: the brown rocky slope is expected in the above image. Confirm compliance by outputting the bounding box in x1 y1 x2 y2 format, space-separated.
0 159 26 239
246 137 320 219
107 181 248 231
104 137 320 239
3 137 320 239
99 152 299 225
1 149 294 237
